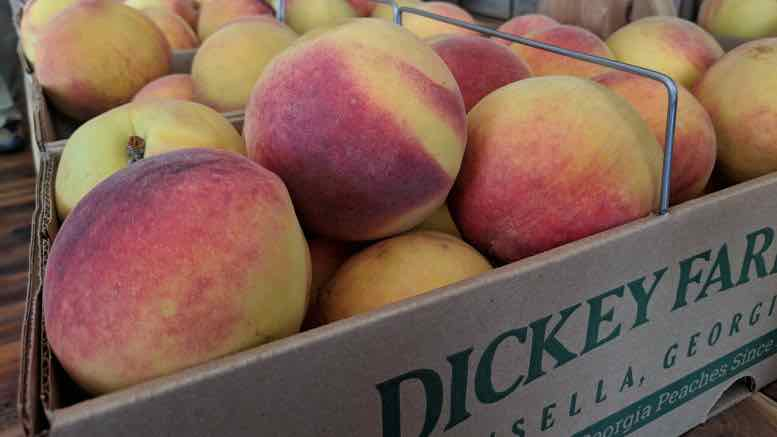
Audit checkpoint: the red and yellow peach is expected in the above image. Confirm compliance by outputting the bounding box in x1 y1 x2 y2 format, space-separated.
244 18 467 241
450 76 663 263
428 34 532 112
510 25 615 78
133 73 196 102
197 0 273 40
594 71 716 203
606 16 724 88
45 148 310 394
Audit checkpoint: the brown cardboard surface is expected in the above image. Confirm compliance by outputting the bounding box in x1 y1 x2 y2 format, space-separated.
21 147 777 437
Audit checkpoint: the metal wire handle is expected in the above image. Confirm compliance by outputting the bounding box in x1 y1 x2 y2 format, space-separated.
393 5 679 215
276 0 286 23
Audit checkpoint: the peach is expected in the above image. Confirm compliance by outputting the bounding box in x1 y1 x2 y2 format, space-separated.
20 0 81 63
301 238 357 330
594 71 717 204
141 7 199 50
494 13 559 44
698 0 777 40
371 0 417 21
244 18 467 241
450 76 663 263
401 1 477 39
133 74 196 102
192 16 296 112
693 38 777 183
318 231 491 323
415 203 460 238
606 16 724 88
45 148 310 394
269 0 369 34
125 0 198 27
34 0 171 120
510 25 615 78
197 0 273 41
428 34 532 112
55 99 245 218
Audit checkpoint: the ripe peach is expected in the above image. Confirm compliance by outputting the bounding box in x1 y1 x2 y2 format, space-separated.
698 0 777 41
197 0 273 40
244 18 467 241
141 7 199 50
606 16 724 88
401 1 477 39
510 25 615 78
133 74 196 102
694 38 777 183
594 71 717 203
34 0 171 120
494 13 558 44
20 0 81 63
371 0 417 21
318 231 491 323
125 0 198 28
192 16 296 112
45 148 310 394
428 34 532 112
450 76 663 263
415 203 461 238
269 0 370 34
55 99 245 218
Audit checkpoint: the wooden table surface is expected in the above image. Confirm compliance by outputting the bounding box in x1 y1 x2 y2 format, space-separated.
2 145 777 436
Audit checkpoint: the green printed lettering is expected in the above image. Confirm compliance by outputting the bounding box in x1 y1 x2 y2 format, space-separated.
769 295 777 316
738 227 774 283
708 322 723 346
541 403 556 431
696 244 734 301
628 268 668 329
620 366 635 392
750 303 763 326
525 304 581 384
664 343 678 369
377 369 443 437
569 392 582 416
688 332 701 357
512 418 526 437
673 251 711 311
475 329 527 404
729 313 743 336
596 379 607 403
582 287 624 355
445 349 472 431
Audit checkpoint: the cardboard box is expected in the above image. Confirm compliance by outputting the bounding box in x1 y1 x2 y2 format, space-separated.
20 4 777 437
21 145 777 437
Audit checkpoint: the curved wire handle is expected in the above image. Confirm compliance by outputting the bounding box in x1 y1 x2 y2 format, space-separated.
393 5 679 215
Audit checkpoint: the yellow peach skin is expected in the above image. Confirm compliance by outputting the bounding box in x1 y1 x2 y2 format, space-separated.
269 0 370 34
133 74 196 102
400 2 477 39
192 16 296 112
46 148 310 394
370 0 417 21
698 0 777 40
244 18 467 241
197 0 272 40
415 204 461 238
606 16 724 88
34 0 171 120
141 7 199 50
125 0 198 28
450 76 663 263
318 231 492 323
19 0 81 63
55 99 245 219
511 25 614 78
594 71 717 204
693 38 777 183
